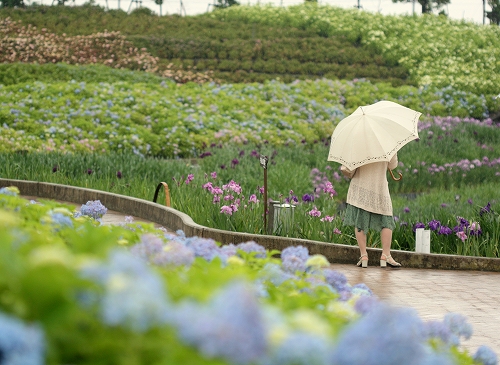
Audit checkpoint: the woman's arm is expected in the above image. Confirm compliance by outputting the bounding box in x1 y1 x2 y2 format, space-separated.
388 153 398 170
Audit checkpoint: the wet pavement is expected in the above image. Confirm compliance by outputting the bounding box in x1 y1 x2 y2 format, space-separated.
330 262 500 355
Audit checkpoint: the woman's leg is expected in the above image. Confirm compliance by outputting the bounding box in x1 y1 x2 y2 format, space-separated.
380 228 401 267
381 228 392 256
355 229 368 257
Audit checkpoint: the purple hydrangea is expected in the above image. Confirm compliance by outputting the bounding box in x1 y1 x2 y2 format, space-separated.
236 241 267 258
79 200 108 220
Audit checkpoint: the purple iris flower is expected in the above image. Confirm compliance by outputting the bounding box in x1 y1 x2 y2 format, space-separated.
412 222 425 232
428 220 441 231
302 194 314 203
480 202 491 216
438 226 453 235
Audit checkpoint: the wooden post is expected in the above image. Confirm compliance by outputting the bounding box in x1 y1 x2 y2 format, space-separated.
259 155 269 233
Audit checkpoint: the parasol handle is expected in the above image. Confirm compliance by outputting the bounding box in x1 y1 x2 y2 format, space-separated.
388 168 403 181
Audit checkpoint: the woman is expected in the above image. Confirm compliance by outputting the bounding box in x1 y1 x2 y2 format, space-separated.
341 153 401 268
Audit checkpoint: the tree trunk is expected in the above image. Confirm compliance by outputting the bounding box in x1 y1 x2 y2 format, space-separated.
419 0 432 13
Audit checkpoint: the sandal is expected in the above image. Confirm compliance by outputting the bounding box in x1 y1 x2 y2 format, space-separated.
380 254 401 268
356 253 368 268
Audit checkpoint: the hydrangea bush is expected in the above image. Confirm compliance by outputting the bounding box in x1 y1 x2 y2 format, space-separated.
0 188 497 364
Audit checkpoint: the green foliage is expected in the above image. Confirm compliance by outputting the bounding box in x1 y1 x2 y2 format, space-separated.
208 3 500 96
0 4 411 85
1 66 495 160
0 63 165 86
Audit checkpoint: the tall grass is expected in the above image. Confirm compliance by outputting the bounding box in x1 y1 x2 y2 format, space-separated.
2 143 498 257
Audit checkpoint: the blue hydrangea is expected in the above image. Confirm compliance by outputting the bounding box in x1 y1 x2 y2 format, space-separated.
221 243 237 257
79 200 108 220
281 245 309 262
322 269 347 290
80 249 171 332
151 241 195 267
0 311 45 365
236 241 267 258
443 313 473 345
282 255 307 274
129 233 164 260
0 187 19 197
259 263 295 286
263 331 331 365
353 296 381 315
173 281 267 365
473 345 498 365
330 304 430 365
423 320 452 344
49 212 73 229
184 237 226 262
351 283 374 297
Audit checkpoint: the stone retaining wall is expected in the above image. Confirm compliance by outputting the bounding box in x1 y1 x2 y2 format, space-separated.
1 178 499 272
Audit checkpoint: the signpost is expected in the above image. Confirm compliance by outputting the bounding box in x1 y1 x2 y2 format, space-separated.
259 155 269 231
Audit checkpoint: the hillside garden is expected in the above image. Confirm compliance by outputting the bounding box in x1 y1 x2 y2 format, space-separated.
0 4 499 363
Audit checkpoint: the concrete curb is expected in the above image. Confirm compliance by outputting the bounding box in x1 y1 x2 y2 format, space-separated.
2 178 499 272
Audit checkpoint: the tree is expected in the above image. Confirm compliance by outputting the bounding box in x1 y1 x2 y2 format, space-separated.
213 0 239 9
154 0 163 16
391 0 450 14
0 0 24 7
487 0 500 25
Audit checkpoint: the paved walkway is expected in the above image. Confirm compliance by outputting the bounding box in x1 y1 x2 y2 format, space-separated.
330 263 500 355
26 196 499 356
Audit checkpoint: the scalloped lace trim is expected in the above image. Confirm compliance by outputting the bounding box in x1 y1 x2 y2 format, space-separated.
347 183 393 216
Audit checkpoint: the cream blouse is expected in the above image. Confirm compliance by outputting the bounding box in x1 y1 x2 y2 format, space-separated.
344 154 398 216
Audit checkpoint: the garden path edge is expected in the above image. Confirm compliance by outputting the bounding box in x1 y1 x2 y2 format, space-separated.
1 178 499 272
